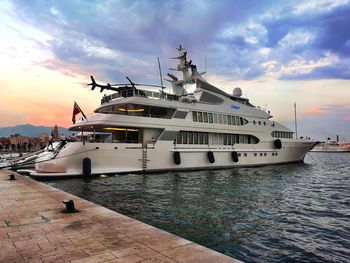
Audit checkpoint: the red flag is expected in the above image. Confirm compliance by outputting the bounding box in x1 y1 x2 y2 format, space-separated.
72 101 86 124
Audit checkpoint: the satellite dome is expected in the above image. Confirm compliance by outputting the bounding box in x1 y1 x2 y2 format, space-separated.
233 87 242 97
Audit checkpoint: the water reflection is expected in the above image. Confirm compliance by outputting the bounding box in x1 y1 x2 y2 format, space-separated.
46 153 350 263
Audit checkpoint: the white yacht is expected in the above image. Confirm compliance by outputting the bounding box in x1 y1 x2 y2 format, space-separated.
311 138 350 152
31 46 316 177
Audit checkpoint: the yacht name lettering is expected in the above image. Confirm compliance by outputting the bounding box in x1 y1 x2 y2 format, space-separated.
231 105 240 110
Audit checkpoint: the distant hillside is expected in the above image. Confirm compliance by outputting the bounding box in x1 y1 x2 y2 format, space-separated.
0 124 73 137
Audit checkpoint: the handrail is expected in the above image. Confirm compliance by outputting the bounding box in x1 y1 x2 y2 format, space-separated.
101 88 179 105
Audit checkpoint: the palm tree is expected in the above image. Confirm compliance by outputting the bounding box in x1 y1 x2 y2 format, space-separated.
23 142 28 152
11 144 16 152
28 142 32 152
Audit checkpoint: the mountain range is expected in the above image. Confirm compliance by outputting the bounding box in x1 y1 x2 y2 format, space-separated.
0 124 72 137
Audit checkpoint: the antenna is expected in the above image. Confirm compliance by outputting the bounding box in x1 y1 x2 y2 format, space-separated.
157 57 164 94
294 102 298 139
205 53 207 81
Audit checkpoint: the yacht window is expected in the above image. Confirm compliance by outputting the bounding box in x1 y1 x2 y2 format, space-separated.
258 121 261 125
182 131 187 144
227 134 232 145
109 129 140 143
254 153 257 157
198 112 203 122
232 134 236 144
210 133 217 144
271 131 294 138
203 133 208 144
198 132 203 144
203 112 208 123
96 104 175 119
194 132 198 144
223 115 227 125
176 132 182 144
176 131 259 145
192 111 198 122
213 113 218 123
232 116 236 125
223 134 227 145
244 153 247 157
208 113 213 123
240 135 249 144
253 120 256 125
188 131 193 144
218 114 223 124
260 153 263 156
264 153 267 156
236 116 241 126
227 115 232 125
238 153 241 157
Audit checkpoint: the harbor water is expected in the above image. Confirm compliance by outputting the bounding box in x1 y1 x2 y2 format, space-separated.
46 152 350 263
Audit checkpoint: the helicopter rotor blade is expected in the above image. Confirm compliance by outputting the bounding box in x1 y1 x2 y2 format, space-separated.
87 75 97 90
125 76 136 89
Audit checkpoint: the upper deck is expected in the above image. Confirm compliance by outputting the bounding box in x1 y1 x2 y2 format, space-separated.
101 86 179 105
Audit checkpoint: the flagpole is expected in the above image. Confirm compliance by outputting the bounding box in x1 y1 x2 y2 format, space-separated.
77 103 87 120
294 102 298 139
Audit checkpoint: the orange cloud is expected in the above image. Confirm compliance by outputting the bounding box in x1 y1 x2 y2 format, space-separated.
303 107 329 116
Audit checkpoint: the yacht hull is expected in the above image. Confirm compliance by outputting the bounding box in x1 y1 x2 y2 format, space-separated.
31 140 316 177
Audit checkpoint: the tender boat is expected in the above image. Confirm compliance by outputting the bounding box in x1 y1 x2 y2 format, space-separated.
31 46 317 177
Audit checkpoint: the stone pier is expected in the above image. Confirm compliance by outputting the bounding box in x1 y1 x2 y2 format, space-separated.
0 170 242 263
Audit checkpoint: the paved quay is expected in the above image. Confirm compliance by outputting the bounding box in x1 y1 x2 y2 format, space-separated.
0 170 242 263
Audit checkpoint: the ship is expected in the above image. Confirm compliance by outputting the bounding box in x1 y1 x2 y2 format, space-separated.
311 136 350 152
31 46 317 177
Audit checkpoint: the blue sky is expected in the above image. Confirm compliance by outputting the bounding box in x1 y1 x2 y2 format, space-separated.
0 0 349 140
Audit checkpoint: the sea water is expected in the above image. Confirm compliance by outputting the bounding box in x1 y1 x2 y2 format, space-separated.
46 152 350 263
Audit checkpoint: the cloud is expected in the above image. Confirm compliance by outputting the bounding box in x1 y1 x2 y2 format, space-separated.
303 107 330 116
1 0 350 133
7 0 349 82
280 64 350 80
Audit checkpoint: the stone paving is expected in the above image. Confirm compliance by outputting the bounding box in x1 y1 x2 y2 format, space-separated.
0 170 242 263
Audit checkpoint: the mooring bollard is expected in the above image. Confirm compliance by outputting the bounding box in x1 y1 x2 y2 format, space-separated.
9 174 15 180
62 200 78 213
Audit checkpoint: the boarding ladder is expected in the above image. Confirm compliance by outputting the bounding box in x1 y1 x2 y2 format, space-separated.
142 147 148 172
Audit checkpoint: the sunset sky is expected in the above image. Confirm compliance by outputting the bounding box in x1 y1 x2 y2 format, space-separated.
0 0 349 140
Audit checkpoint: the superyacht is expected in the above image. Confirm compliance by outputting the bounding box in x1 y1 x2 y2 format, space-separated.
31 46 316 177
